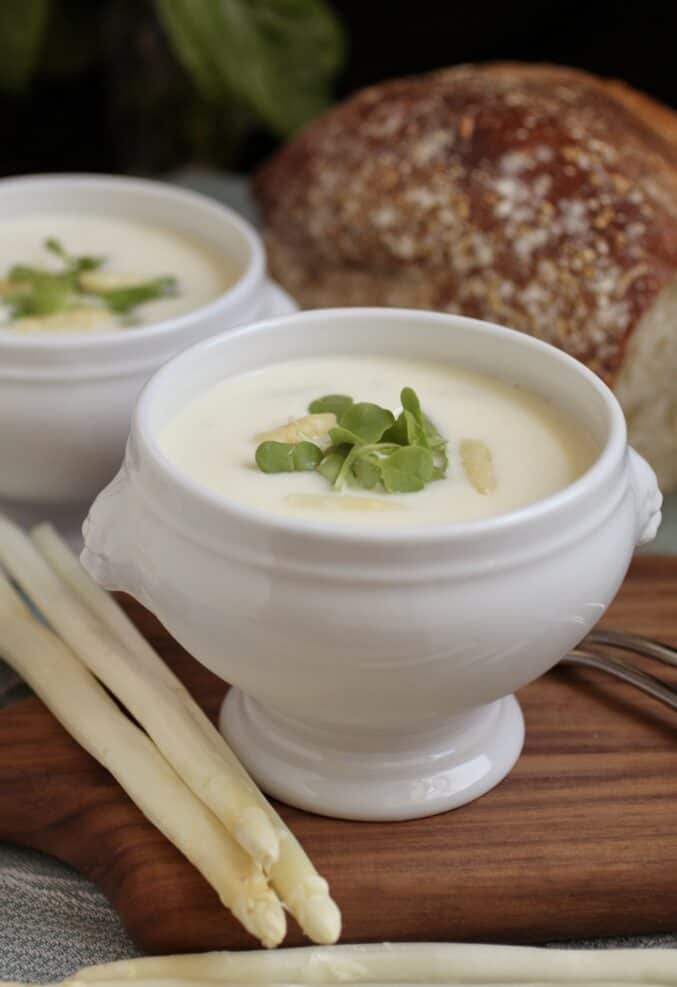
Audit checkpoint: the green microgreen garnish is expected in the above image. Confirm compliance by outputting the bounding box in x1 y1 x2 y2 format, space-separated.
256 440 323 473
316 445 350 485
97 277 178 315
385 386 449 479
329 402 395 447
8 267 75 317
254 388 448 495
1 238 178 326
380 445 434 493
307 394 354 416
45 237 104 274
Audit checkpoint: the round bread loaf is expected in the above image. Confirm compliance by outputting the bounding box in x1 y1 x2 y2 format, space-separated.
254 63 677 491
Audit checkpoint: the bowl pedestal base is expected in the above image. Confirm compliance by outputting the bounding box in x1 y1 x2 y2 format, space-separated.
219 689 525 821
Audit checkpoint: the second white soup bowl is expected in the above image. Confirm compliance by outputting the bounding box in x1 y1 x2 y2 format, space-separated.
0 174 294 511
82 308 662 821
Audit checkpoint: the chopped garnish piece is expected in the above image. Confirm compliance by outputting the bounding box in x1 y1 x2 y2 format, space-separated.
460 439 497 494
79 271 148 293
255 412 337 444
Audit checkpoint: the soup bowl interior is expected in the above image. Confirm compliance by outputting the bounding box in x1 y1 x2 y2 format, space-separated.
83 308 657 820
142 306 613 456
0 173 263 344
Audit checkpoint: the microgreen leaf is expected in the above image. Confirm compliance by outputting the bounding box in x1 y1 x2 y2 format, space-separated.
400 387 422 417
387 387 449 479
292 440 323 471
422 413 446 452
8 265 39 283
255 440 321 473
7 269 74 317
332 444 361 491
352 455 382 490
383 408 423 446
329 402 394 446
45 238 105 274
44 237 66 259
401 387 430 448
328 425 362 447
308 394 353 416
256 441 296 473
380 446 434 493
93 277 178 314
423 416 449 477
332 441 400 491
317 446 349 484
381 415 406 445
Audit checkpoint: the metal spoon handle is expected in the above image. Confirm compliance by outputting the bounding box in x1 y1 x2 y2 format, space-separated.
562 649 677 712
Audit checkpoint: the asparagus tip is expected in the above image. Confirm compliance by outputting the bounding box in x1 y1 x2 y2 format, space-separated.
256 898 288 949
234 806 280 872
299 892 342 945
233 887 287 949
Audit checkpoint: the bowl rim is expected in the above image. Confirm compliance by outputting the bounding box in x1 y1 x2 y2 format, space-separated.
0 172 265 351
131 306 628 545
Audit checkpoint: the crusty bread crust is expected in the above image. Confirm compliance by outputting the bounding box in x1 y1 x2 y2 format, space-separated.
255 62 677 386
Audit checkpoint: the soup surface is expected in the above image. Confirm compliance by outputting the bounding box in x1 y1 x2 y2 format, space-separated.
0 215 238 332
159 355 599 528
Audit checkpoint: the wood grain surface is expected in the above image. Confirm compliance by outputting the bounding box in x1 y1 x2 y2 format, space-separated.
0 556 675 953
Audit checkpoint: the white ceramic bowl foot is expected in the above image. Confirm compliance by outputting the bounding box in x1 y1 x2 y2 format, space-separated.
219 690 525 821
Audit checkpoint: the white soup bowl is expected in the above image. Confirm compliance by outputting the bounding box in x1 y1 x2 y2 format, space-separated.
0 173 294 511
82 308 662 821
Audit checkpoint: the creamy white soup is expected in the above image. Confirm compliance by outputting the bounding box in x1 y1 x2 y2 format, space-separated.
159 356 599 527
0 215 238 332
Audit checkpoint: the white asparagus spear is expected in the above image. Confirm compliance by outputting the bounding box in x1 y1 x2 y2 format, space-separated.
57 982 675 987
0 515 277 872
0 571 285 948
31 522 341 946
76 944 677 985
1 978 674 987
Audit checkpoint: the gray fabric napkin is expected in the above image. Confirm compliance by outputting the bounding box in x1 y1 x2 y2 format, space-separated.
0 844 139 982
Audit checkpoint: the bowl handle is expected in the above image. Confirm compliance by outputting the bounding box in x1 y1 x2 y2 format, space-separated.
80 465 147 602
628 447 662 547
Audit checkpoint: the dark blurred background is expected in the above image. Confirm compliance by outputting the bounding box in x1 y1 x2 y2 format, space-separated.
3 0 676 179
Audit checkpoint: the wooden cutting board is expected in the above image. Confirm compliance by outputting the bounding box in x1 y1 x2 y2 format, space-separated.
1 556 676 953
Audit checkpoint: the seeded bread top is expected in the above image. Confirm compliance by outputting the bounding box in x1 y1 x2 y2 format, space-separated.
255 62 677 383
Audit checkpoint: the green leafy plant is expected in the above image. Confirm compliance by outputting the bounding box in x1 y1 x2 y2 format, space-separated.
254 388 449 495
0 0 345 139
0 0 48 91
